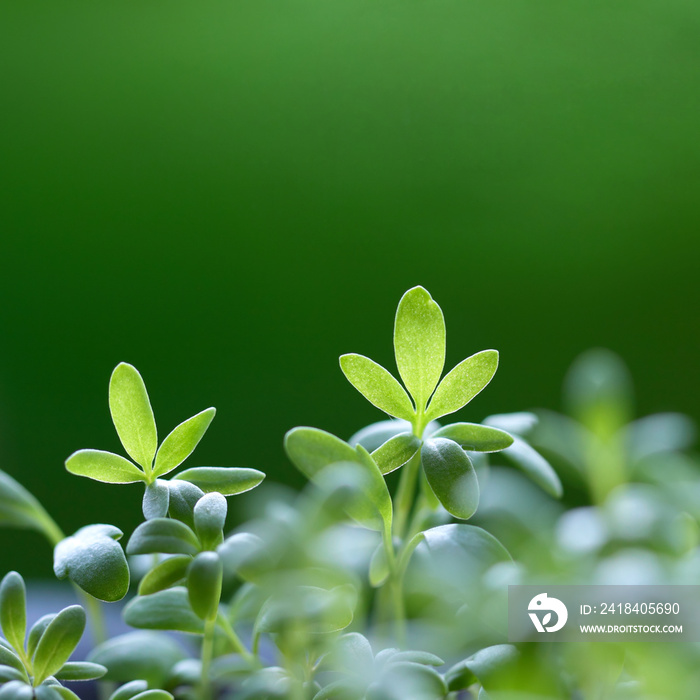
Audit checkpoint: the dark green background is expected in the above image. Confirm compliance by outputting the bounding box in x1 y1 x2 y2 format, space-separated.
1 1 698 577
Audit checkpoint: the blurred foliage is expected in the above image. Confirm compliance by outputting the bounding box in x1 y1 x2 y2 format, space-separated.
1 0 699 583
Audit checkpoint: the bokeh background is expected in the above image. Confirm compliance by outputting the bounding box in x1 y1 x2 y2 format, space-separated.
1 1 698 577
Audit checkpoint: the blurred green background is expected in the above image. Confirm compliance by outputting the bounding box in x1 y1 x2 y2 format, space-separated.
1 1 698 577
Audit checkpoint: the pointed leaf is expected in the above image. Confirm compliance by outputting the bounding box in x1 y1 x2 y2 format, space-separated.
143 480 170 520
339 354 414 420
33 605 86 684
430 423 513 452
422 438 479 519
194 493 227 550
393 286 445 411
55 661 107 681
122 588 204 634
65 450 144 484
153 408 216 478
0 572 26 653
371 432 422 475
109 363 158 470
187 552 223 620
53 688 81 700
0 470 49 533
174 467 265 496
87 632 186 687
127 518 200 556
138 555 192 596
54 524 130 602
499 436 563 498
425 350 499 421
27 614 55 660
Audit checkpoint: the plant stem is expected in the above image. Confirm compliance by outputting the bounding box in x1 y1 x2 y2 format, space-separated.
217 614 254 664
393 450 421 540
199 617 217 700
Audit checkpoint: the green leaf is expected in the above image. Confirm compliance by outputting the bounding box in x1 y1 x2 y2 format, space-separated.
34 684 64 700
388 651 444 666
348 419 412 451
0 666 26 683
167 480 204 529
88 632 186 687
122 587 204 634
483 412 538 436
127 518 200 556
430 423 513 452
0 572 26 653
55 661 107 681
33 605 86 684
0 645 25 676
174 467 265 496
130 692 174 700
27 614 55 660
369 661 447 700
53 688 82 700
193 493 227 550
54 524 130 602
153 408 216 478
0 681 33 700
499 436 563 498
421 438 479 519
107 681 149 700
138 555 192 596
0 470 50 533
368 542 389 587
187 552 223 620
284 427 359 479
371 432 422 475
393 286 446 411
109 363 158 471
142 480 170 520
425 350 499 422
445 644 519 692
217 533 270 583
339 354 415 421
65 450 145 484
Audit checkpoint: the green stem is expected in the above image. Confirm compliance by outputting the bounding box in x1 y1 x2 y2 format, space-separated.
217 614 254 664
393 451 422 541
199 617 217 700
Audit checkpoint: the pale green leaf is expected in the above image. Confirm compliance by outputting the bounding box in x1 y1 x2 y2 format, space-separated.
27 614 55 660
348 419 412 451
284 427 358 479
65 450 144 484
126 518 200 556
339 354 414 420
445 644 519 691
53 687 81 700
388 651 444 666
88 632 186 687
0 470 49 533
0 644 25 676
498 436 563 498
368 542 389 587
55 661 107 681
430 423 513 452
193 492 227 550
153 408 216 478
0 681 33 699
174 467 265 496
167 480 204 529
54 524 130 602
0 666 26 683
122 588 204 634
393 286 446 411
109 363 158 471
483 412 538 436
217 533 270 583
425 350 499 422
421 438 479 519
138 556 192 596
131 692 174 700
142 480 170 520
0 572 26 654
371 432 422 475
187 551 223 620
33 605 86 684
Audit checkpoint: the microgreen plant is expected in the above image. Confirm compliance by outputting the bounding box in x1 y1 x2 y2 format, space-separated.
4 287 697 699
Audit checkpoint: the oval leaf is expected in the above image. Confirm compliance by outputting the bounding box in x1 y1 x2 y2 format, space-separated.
421 438 479 519
131 692 174 700
284 427 359 479
33 605 86 684
0 572 26 653
167 480 205 529
109 363 158 471
153 408 216 478
87 632 186 687
174 467 265 496
0 644 25 676
187 552 223 620
122 588 204 634
371 432 421 475
127 518 200 556
348 419 413 451
65 450 144 484
499 436 563 498
0 681 33 700
138 555 192 596
393 286 446 411
339 354 415 421
194 493 227 550
426 350 499 422
27 614 55 660
54 524 130 602
430 423 513 452
55 661 107 681
446 644 519 691
142 480 170 520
